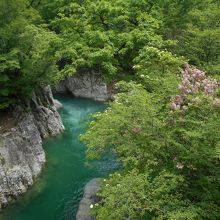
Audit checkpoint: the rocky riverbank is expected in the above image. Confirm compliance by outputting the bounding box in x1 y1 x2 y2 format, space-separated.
0 72 112 212
0 86 64 210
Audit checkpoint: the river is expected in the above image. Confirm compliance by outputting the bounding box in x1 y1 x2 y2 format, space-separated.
0 95 117 220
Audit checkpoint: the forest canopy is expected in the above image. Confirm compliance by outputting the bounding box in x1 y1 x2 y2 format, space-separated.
1 0 220 219
1 0 220 109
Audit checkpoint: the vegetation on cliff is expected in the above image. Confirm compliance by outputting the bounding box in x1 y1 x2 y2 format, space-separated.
0 0 60 109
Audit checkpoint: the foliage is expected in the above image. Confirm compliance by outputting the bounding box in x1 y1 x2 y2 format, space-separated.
81 78 220 219
38 0 168 79
0 0 60 109
1 0 220 109
172 1 220 73
133 46 185 92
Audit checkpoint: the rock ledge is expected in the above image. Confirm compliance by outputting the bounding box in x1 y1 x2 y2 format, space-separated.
76 178 101 220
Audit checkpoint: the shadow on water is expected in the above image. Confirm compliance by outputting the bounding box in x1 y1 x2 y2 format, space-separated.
0 95 119 220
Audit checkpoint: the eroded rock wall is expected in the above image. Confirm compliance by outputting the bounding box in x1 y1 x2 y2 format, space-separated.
31 86 64 138
0 86 64 210
54 72 110 102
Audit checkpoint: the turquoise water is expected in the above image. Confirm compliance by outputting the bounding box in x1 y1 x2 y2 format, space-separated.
0 96 117 220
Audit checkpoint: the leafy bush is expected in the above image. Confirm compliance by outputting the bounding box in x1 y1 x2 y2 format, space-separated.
82 73 220 219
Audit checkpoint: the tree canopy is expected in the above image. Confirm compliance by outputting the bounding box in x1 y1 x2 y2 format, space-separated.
0 0 61 109
1 0 220 109
82 67 220 220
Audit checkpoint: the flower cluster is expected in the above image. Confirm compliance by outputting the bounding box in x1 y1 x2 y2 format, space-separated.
171 65 219 111
132 127 142 134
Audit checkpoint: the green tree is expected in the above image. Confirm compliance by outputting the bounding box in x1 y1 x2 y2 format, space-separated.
81 80 220 219
178 2 220 73
38 0 169 79
0 0 60 109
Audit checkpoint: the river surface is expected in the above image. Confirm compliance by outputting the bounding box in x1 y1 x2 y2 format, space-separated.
0 95 117 220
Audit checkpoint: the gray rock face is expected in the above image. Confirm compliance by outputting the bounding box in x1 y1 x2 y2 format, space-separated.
76 178 101 220
31 86 64 138
0 114 44 209
54 72 109 101
0 86 64 210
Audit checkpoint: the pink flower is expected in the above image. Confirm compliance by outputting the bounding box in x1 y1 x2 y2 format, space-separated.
171 65 219 111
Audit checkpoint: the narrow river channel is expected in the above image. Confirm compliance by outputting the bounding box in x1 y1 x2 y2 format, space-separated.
0 95 117 220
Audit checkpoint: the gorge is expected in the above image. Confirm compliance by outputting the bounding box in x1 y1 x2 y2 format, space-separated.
0 95 115 220
0 73 113 219
1 1 220 219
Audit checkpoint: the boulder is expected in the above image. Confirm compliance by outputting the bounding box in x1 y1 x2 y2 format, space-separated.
76 178 101 220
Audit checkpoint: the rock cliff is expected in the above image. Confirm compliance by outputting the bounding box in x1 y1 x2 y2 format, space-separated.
54 72 110 101
0 86 64 210
30 86 64 138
